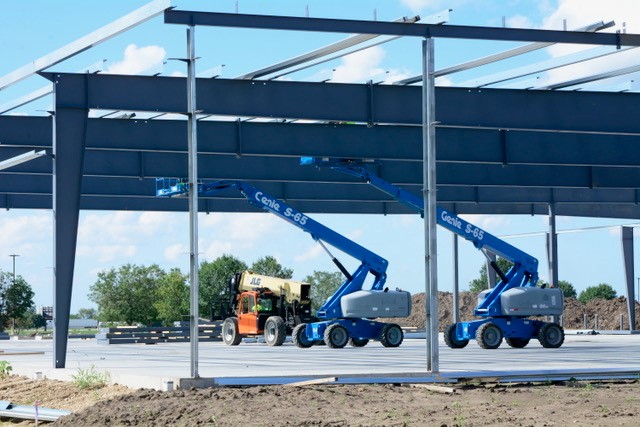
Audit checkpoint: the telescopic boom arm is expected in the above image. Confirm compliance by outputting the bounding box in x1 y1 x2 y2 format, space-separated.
155 177 390 319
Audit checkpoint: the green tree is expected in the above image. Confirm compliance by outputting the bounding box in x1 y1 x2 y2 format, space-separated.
15 307 46 332
0 271 34 332
578 283 617 304
89 264 164 325
304 270 344 312
250 256 293 279
77 308 97 319
199 254 247 314
155 268 189 325
468 258 514 293
556 280 577 299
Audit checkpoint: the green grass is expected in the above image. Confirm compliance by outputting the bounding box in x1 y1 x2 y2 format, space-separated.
72 365 111 389
0 361 12 378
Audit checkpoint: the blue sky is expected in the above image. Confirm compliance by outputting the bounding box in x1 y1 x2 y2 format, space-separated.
1 0 640 313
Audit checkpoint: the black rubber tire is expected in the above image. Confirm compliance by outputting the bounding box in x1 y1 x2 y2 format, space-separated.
264 316 287 346
348 337 369 347
476 322 503 349
222 317 242 346
538 323 565 348
324 324 349 348
292 323 314 348
505 337 530 348
444 323 469 349
379 323 403 348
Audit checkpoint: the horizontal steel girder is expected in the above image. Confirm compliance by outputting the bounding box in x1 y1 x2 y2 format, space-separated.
2 116 640 168
163 10 640 46
1 174 639 205
40 73 640 134
2 192 640 219
1 149 640 189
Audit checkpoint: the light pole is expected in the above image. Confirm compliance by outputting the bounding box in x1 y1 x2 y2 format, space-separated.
9 254 19 284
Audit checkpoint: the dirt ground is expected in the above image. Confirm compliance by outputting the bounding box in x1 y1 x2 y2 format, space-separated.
1 293 639 426
0 375 638 426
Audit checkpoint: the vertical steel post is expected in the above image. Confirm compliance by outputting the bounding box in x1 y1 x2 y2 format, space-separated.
621 226 636 331
422 37 438 372
548 204 558 288
548 204 559 323
452 234 459 323
187 26 200 378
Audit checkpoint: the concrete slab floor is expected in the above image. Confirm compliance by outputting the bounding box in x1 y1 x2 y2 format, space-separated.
1 334 639 390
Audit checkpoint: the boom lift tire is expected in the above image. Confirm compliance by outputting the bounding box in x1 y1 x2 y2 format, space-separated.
222 317 242 346
476 322 503 349
379 323 404 348
444 323 469 349
292 323 314 348
264 316 287 346
537 323 565 348
348 337 369 347
324 324 349 348
505 337 530 348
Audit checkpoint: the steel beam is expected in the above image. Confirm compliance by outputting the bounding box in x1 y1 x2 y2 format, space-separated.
1 190 640 218
4 117 640 167
164 10 640 46
51 76 88 369
3 174 640 207
37 74 640 134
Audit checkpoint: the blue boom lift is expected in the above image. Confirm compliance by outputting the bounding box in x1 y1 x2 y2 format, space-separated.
302 157 565 349
156 178 411 349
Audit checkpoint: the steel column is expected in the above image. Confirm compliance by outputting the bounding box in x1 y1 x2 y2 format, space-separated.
548 204 560 323
51 75 87 368
422 37 438 372
621 226 636 330
186 26 200 378
548 204 559 289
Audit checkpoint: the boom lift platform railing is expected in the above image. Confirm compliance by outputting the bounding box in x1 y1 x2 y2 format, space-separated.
155 177 411 349
301 157 565 350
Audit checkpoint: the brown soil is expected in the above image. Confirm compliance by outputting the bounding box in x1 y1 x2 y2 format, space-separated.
1 294 638 426
387 292 640 331
0 375 638 426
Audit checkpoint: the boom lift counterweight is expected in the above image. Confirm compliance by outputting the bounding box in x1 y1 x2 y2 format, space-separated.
302 157 564 350
156 178 411 349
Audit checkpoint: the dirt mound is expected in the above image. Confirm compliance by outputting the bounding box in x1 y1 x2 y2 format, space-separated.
0 376 631 426
384 292 640 331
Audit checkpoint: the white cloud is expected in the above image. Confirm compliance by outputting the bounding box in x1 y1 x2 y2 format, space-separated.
77 244 137 263
461 214 511 232
507 14 533 29
164 243 188 262
106 44 166 75
400 0 459 13
0 214 51 248
202 239 236 260
539 0 640 87
332 46 386 83
293 243 324 263
327 46 412 84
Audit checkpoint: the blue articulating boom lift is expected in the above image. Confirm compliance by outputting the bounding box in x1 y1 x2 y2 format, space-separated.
301 157 565 350
156 178 411 349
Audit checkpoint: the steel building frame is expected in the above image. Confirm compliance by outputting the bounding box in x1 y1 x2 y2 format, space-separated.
2 7 640 368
